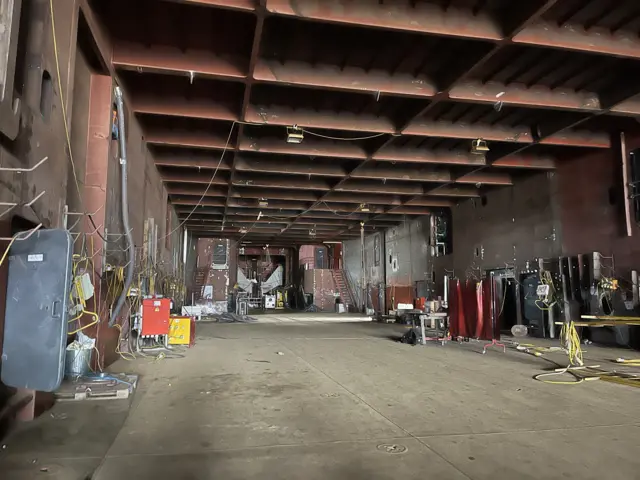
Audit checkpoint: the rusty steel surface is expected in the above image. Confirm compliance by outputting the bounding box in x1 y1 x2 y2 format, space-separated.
88 0 640 242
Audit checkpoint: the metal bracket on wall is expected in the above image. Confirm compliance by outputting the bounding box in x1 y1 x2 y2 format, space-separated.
0 190 45 220
0 156 49 173
0 0 23 140
0 223 43 242
63 204 104 230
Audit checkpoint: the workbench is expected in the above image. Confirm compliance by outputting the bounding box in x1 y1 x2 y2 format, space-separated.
406 311 449 346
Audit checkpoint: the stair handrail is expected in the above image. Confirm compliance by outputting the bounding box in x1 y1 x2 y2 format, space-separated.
343 269 361 308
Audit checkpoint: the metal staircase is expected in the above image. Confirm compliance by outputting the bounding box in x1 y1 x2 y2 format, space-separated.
332 269 358 312
192 266 210 302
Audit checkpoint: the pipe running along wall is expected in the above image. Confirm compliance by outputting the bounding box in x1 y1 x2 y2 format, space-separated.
109 86 135 327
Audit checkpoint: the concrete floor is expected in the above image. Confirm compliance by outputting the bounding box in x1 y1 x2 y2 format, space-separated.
1 319 640 479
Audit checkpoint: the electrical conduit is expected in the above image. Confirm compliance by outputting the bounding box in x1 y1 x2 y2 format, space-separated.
110 86 134 327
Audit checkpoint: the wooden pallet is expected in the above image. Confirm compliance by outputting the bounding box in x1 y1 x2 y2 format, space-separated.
55 374 138 401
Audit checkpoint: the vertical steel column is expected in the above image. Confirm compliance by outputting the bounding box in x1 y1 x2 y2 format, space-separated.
360 222 366 312
621 132 633 237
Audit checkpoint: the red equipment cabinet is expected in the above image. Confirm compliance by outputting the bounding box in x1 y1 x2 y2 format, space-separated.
141 298 171 336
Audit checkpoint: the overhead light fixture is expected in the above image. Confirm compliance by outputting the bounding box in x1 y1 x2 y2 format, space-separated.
239 227 248 234
287 125 304 144
323 241 342 244
359 203 370 212
309 229 317 238
258 198 268 207
257 211 263 220
471 138 489 155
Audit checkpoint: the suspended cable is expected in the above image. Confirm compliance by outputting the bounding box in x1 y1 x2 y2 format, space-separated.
320 201 361 217
301 129 387 141
161 121 236 241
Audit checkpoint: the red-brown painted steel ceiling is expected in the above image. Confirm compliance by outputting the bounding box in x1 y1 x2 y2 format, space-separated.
90 0 640 243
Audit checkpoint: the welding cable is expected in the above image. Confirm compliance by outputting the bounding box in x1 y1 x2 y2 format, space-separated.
534 361 640 386
531 322 590 385
67 255 100 335
533 365 600 385
514 343 565 357
113 323 136 361
67 312 99 335
534 270 558 311
615 358 640 366
561 320 584 367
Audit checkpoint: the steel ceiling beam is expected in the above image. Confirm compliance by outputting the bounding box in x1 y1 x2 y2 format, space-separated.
245 105 395 133
403 119 611 148
236 156 347 177
390 1 563 137
155 154 233 170
456 171 512 185
351 165 451 183
222 0 267 230
265 0 504 40
113 42 246 80
266 0 640 62
446 82 640 116
373 147 487 166
404 198 454 207
333 1 562 237
177 198 430 216
146 130 234 150
229 198 310 210
232 174 332 190
131 96 238 122
231 188 319 202
167 185 228 196
513 21 640 59
238 136 368 159
492 156 555 169
179 216 389 228
135 84 629 142
177 208 382 219
336 182 424 195
116 44 640 117
103 0 639 241
152 132 563 169
253 59 437 97
161 173 229 185
169 0 256 10
170 196 226 206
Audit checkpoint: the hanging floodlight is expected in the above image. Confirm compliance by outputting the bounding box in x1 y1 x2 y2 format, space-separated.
471 138 489 155
286 125 304 144
239 227 248 234
258 198 268 207
359 203 370 212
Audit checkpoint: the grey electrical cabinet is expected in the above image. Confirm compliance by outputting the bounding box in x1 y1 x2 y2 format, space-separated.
1 229 73 391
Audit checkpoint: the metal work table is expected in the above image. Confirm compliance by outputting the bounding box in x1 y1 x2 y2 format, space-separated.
406 311 449 346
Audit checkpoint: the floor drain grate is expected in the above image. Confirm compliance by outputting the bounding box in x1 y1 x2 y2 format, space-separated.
377 444 408 454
